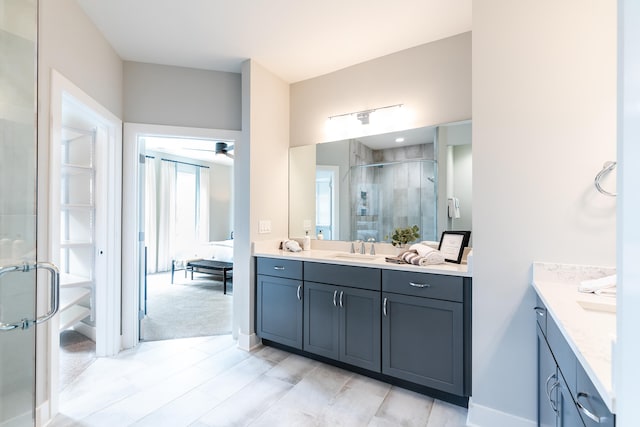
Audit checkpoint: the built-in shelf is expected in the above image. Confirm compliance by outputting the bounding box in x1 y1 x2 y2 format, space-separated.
59 288 91 312
60 241 93 248
60 273 92 288
59 305 91 332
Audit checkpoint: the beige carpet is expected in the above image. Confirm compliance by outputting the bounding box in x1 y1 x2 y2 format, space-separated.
142 271 233 341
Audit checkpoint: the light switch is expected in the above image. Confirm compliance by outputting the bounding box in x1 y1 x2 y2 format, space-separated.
259 220 272 234
303 220 312 230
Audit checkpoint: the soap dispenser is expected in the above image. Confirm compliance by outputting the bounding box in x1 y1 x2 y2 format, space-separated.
303 231 311 251
317 230 324 240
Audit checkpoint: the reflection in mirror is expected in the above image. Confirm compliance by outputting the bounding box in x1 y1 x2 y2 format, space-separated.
289 121 471 244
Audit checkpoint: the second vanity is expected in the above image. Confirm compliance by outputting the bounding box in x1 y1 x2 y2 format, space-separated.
253 244 472 407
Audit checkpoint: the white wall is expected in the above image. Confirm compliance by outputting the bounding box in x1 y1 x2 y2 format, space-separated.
123 61 241 130
288 145 316 238
471 1 616 425
234 60 290 350
290 32 471 147
37 0 124 419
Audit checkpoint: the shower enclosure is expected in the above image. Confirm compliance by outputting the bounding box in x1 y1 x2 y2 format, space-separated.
350 159 438 243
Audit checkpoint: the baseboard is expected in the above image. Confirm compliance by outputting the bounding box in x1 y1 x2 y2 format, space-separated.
466 398 536 427
237 331 261 351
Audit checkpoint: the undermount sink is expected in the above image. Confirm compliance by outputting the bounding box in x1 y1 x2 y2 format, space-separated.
330 253 380 261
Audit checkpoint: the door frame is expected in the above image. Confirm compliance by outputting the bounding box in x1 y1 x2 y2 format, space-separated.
121 123 240 349
44 69 122 420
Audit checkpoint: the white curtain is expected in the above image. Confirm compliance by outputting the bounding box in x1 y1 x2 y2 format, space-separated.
144 157 158 273
157 160 176 271
198 167 210 243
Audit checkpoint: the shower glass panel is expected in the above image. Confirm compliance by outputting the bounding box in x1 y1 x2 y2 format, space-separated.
350 160 437 243
0 0 39 425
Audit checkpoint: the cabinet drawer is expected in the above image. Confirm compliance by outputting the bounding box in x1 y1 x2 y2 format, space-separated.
547 314 577 396
534 295 548 336
576 363 615 427
256 257 302 280
382 270 463 302
304 262 380 291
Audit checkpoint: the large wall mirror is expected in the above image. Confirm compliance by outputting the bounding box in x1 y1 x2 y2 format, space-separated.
289 121 472 244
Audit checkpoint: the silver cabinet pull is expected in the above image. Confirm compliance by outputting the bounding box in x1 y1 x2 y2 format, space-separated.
0 262 60 331
383 297 388 316
409 282 430 288
273 266 285 271
548 380 560 415
339 291 344 308
534 306 546 317
297 284 302 301
333 290 338 306
576 392 606 423
544 373 558 414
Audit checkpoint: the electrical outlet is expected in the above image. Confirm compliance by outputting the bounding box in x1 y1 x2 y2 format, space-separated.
259 220 271 234
303 220 312 230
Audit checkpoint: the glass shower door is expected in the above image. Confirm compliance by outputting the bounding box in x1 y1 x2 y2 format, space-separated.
0 0 39 425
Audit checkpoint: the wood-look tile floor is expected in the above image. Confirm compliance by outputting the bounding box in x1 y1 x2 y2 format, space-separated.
50 335 468 427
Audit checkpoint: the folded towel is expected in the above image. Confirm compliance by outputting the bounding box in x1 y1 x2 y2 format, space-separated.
283 240 302 252
578 274 616 293
409 243 438 257
400 249 445 266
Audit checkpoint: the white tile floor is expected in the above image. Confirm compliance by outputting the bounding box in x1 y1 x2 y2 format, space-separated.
50 335 468 426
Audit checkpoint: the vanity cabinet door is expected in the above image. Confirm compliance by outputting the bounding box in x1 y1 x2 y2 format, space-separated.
339 286 381 372
303 281 381 372
382 292 464 395
558 373 586 427
256 274 303 349
538 328 559 427
304 281 340 360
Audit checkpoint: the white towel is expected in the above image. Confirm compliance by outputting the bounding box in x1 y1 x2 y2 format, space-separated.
578 274 616 293
283 240 302 252
401 248 445 266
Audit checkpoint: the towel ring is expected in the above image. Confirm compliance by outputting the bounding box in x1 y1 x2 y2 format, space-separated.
594 161 617 197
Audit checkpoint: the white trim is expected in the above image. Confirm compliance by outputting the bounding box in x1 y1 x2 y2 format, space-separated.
47 69 122 422
121 123 241 349
237 331 261 352
466 399 536 427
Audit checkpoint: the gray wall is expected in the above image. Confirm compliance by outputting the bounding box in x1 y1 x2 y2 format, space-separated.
290 32 471 147
124 61 242 130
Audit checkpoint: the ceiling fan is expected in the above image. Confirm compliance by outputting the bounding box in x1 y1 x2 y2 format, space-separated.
182 141 234 159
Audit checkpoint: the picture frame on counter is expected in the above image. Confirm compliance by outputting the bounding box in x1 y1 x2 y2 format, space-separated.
438 231 471 264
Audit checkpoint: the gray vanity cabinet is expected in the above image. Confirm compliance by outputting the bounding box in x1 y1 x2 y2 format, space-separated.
535 297 612 427
256 258 303 349
303 262 381 372
381 270 468 396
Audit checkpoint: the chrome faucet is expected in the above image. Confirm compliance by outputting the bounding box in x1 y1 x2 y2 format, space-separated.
360 241 366 254
350 241 357 253
367 238 376 255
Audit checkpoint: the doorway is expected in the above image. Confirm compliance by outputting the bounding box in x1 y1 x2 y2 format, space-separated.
49 70 122 395
122 124 240 348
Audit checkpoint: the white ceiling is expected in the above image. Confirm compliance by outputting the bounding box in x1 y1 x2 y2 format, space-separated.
75 0 472 83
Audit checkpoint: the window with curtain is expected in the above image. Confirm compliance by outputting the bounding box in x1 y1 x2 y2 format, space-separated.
155 159 210 271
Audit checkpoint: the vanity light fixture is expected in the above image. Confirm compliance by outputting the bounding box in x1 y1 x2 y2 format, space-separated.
328 104 404 125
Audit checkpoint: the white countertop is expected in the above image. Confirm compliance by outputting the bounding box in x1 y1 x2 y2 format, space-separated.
532 262 616 413
253 240 471 278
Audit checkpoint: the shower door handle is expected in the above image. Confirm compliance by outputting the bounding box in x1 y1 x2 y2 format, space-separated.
0 262 60 331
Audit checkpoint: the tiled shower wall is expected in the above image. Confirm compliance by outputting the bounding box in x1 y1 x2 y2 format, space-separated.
349 140 437 242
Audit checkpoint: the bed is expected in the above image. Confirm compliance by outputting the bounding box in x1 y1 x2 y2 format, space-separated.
171 239 234 283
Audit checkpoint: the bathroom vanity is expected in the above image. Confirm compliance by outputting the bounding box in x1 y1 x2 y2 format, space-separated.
254 246 472 407
532 263 616 426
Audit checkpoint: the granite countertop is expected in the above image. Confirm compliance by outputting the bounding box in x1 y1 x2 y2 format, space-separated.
252 240 471 278
532 262 616 413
